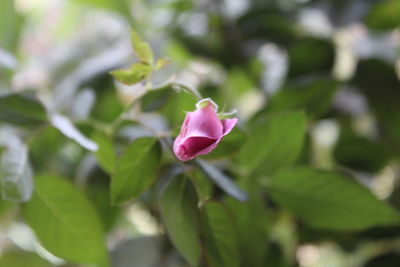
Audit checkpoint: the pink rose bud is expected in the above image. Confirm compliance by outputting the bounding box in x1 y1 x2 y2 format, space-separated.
173 98 238 161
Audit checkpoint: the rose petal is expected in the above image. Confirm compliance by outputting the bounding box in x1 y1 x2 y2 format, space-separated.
221 118 238 136
174 136 218 161
183 104 223 139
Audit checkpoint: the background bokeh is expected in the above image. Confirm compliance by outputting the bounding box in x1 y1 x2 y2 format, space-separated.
1 0 400 266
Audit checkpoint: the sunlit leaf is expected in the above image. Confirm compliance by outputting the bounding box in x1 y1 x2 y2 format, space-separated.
154 57 171 70
110 62 152 85
111 137 161 204
267 167 400 231
92 131 116 174
131 30 154 65
51 114 98 151
159 174 201 266
22 175 109 265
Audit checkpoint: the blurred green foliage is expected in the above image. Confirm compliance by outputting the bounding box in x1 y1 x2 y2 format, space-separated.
1 0 400 267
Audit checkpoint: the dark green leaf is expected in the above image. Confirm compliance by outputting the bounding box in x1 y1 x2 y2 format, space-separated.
140 87 172 112
334 126 392 173
110 62 152 85
266 79 339 119
111 137 161 204
159 174 201 266
92 131 116 174
0 92 47 127
22 175 109 265
287 38 334 77
225 177 268 267
131 30 154 65
201 202 239 267
268 167 400 231
196 159 247 202
239 111 306 175
354 59 400 152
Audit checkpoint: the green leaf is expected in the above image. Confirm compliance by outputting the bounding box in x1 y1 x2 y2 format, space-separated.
0 250 52 267
159 175 201 266
201 202 239 267
110 62 152 85
0 132 33 202
71 0 131 18
354 59 400 153
50 114 98 151
334 125 392 173
111 137 161 204
196 159 247 202
92 131 116 174
22 175 109 265
204 128 247 159
267 167 400 231
0 92 47 127
0 0 22 52
239 111 307 175
131 30 154 65
225 177 268 267
266 79 338 119
366 0 400 30
287 38 334 77
154 57 170 70
140 86 172 112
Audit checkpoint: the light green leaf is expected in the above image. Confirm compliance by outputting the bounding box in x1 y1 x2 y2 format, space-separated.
22 175 109 265
92 131 116 174
0 92 47 128
159 175 201 266
267 167 400 231
131 30 154 65
110 62 152 85
111 137 161 204
0 250 52 267
366 0 400 30
202 202 239 267
154 57 170 70
0 0 22 52
239 111 306 175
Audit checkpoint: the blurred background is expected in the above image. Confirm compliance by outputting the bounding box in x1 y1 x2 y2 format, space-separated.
0 0 400 266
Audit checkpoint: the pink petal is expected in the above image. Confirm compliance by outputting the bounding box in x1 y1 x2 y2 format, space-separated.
183 104 223 139
221 118 238 136
174 136 218 161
